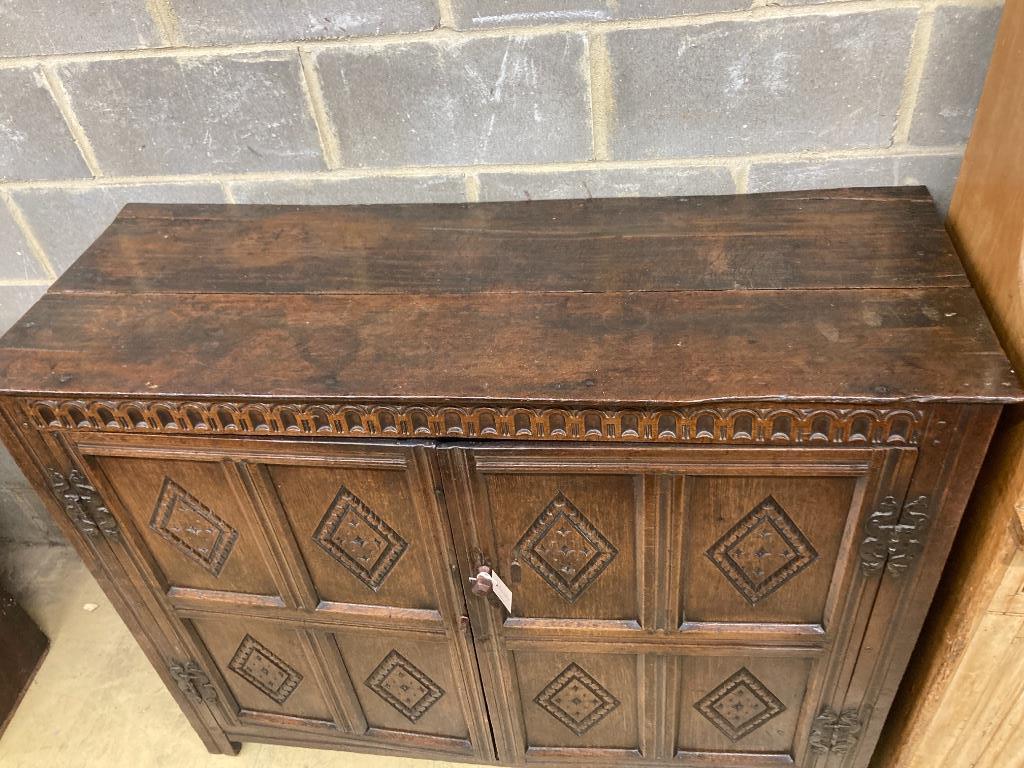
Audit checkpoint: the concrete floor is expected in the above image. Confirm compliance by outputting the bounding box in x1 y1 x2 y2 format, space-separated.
0 543 468 768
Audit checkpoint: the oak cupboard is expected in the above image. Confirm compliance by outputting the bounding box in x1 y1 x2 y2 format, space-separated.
0 190 1017 767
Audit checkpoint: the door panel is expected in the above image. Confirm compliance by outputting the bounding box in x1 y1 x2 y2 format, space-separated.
676 654 814 757
478 472 639 622
267 463 437 610
442 444 917 766
513 650 639 752
682 475 858 625
334 630 471 740
189 617 337 728
68 434 494 762
95 456 280 599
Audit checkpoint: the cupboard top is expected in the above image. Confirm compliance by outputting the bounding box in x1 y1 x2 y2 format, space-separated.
0 187 1020 404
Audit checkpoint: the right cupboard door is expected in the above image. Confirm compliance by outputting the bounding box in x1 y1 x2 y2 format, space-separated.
440 445 918 767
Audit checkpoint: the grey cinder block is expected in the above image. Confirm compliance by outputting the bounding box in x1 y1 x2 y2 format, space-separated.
450 1 612 28
170 0 439 45
0 68 90 182
229 175 468 204
0 203 47 280
910 6 1002 146
477 165 736 201
316 33 593 166
57 54 327 176
0 283 48 337
747 153 963 215
0 0 161 57
606 12 917 159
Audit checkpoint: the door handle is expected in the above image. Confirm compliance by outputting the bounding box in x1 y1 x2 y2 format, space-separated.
468 565 493 596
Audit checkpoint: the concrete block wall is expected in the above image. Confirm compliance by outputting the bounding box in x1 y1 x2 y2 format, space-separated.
0 0 1003 542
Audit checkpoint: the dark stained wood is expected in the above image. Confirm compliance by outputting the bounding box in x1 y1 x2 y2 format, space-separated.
68 435 494 761
0 287 1018 403
439 443 912 766
0 583 47 738
0 192 1016 767
52 189 967 297
2 187 1019 405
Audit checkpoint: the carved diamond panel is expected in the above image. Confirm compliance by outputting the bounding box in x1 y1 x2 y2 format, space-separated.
149 477 238 576
228 634 303 705
694 667 785 741
365 650 445 723
312 485 408 591
514 491 618 603
534 662 620 736
706 495 818 605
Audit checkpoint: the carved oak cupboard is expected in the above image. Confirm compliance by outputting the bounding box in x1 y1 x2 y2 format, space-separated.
0 190 1017 767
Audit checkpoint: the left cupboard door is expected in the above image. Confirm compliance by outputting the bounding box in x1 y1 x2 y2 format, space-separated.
63 433 493 763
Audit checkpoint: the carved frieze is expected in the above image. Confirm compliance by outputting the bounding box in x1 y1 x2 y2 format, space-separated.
27 399 924 446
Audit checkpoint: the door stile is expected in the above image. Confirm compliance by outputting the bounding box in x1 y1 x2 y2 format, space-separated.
836 405 1000 768
437 444 527 763
413 444 499 762
788 446 918 768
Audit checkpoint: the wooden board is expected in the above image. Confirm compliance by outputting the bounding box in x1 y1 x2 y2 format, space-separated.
52 189 969 296
0 189 1019 405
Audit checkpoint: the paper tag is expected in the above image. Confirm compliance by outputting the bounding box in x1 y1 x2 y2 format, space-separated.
490 570 513 614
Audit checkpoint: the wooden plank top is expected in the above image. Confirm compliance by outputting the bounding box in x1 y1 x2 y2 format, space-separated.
1 187 1020 405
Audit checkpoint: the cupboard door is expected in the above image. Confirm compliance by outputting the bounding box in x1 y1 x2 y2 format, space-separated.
441 445 917 766
67 434 493 762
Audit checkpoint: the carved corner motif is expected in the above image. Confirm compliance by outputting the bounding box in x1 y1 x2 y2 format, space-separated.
149 477 238 577
809 707 861 754
27 399 925 447
706 495 818 605
534 662 619 736
860 495 930 578
169 660 218 705
514 491 618 604
365 650 445 723
46 466 119 539
694 667 786 741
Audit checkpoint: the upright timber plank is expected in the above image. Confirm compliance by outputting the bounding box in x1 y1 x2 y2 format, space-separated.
872 1 1024 765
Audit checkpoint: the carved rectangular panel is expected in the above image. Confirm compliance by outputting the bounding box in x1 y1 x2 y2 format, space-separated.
268 463 439 611
470 471 639 622
189 617 335 725
332 630 472 742
682 475 860 625
88 456 280 598
677 655 813 757
512 650 638 751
